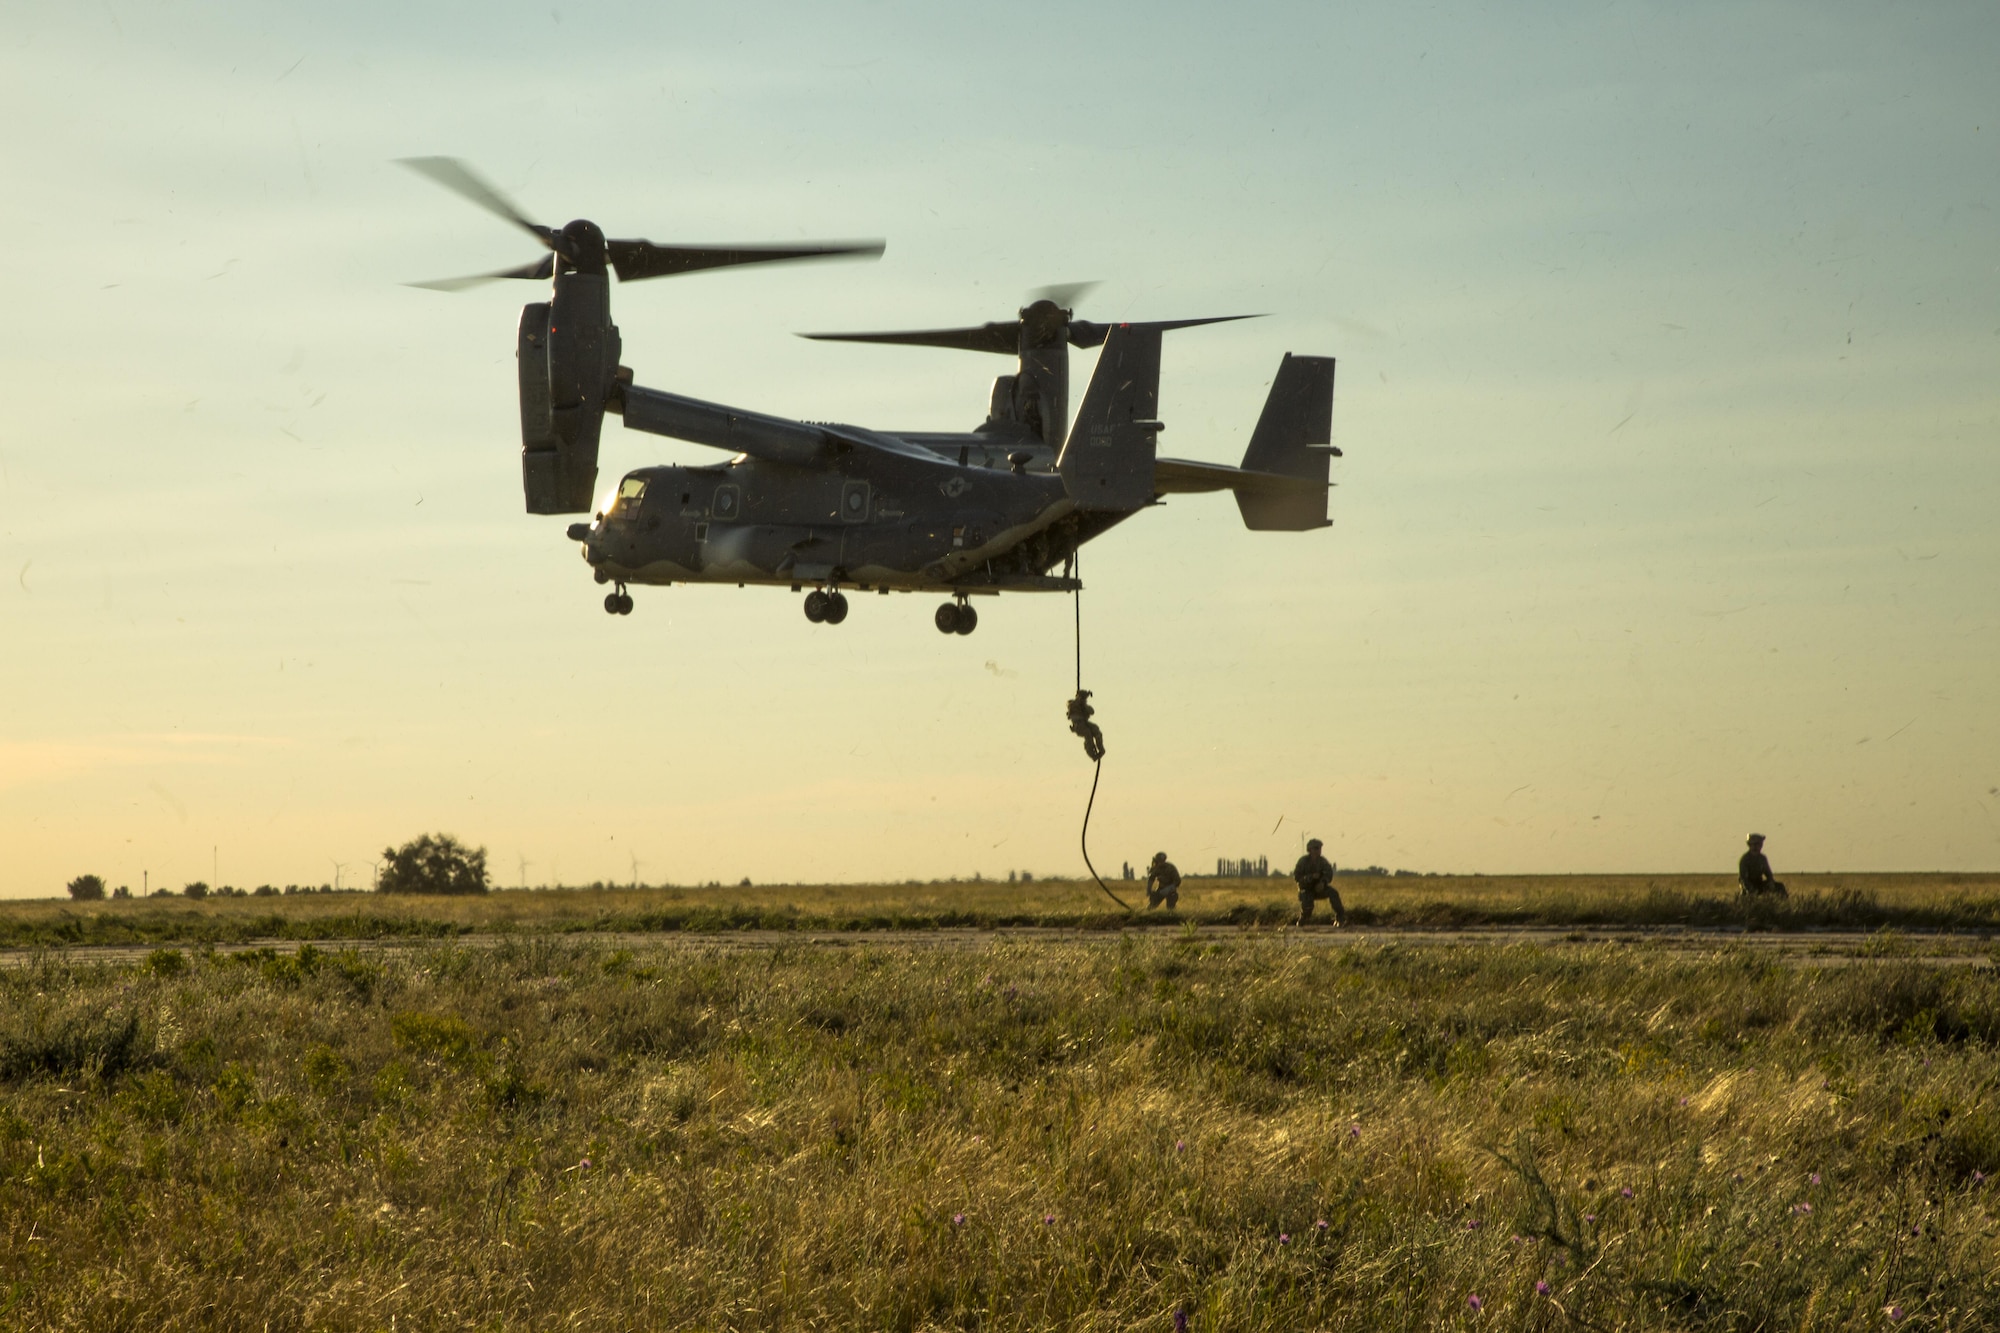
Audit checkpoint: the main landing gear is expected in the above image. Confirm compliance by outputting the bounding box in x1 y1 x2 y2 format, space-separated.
803 588 849 625
934 598 978 635
603 584 633 616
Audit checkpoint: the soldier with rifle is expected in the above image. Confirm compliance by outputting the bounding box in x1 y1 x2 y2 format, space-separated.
1293 838 1345 926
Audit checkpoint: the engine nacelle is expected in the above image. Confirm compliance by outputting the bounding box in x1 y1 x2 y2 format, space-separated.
518 271 622 514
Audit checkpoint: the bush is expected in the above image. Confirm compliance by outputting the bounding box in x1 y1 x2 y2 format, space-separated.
66 875 106 902
182 881 209 900
378 833 489 896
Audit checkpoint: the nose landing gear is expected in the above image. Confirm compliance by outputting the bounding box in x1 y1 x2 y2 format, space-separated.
602 584 633 616
934 597 978 635
803 588 849 625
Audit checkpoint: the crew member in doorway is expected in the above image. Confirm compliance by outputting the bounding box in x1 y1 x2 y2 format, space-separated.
1145 852 1181 910
1738 833 1787 897
1294 838 1345 926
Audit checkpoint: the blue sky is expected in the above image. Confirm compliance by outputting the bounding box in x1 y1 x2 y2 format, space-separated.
3 2 1996 894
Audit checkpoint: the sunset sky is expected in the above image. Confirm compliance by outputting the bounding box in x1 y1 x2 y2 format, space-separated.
3 1 1997 896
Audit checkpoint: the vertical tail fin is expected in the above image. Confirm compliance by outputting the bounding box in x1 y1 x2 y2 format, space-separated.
1056 323 1163 511
1236 354 1335 530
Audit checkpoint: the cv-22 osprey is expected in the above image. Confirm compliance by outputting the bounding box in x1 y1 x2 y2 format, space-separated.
404 159 1340 635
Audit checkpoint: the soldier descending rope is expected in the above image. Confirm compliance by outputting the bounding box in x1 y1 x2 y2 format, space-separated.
1293 838 1346 926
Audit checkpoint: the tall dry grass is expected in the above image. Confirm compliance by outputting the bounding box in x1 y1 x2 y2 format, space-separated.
6 872 2000 947
2 937 1998 1329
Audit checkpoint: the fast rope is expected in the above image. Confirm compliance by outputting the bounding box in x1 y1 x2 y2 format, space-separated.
1065 550 1131 913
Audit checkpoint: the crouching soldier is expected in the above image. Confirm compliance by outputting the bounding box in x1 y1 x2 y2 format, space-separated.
1739 833 1787 897
1294 838 1346 926
1145 852 1181 910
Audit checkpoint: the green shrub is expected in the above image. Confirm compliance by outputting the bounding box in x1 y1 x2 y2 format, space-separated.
65 874 106 901
0 1005 149 1082
390 1011 483 1067
143 948 187 977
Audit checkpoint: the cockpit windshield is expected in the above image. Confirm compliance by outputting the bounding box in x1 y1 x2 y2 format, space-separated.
610 477 647 519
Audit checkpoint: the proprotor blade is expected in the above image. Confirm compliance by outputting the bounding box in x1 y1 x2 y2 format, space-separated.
1066 314 1265 348
607 239 885 283
404 255 556 292
397 157 555 248
799 321 1019 354
1030 280 1100 311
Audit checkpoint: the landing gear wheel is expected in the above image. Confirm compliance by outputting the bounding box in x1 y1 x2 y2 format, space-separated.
934 602 961 634
823 591 849 624
953 602 977 635
605 590 633 616
616 593 633 615
803 590 829 623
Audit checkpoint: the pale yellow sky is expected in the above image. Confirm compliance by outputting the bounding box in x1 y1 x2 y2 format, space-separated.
3 2 1997 895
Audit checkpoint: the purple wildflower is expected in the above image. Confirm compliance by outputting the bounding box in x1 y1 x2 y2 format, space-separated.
1467 1294 1483 1312
1466 1219 1481 1230
1279 1233 1290 1245
1175 1140 1186 1153
1535 1280 1551 1296
578 1157 592 1171
952 1213 965 1226
1810 1173 1821 1186
1794 1203 1813 1215
1583 1213 1596 1224
1043 1213 1056 1226
1349 1124 1361 1138
1888 1306 1905 1322
1973 1170 1987 1185
1315 1219 1328 1231
1620 1186 1633 1198
1174 1310 1190 1333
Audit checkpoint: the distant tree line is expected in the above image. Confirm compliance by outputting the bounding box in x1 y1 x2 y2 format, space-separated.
61 832 490 902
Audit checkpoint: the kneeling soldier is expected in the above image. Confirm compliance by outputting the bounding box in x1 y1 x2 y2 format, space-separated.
1738 833 1787 897
1145 852 1181 910
1293 838 1345 926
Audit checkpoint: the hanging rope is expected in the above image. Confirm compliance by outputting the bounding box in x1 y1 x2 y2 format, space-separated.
1066 549 1130 912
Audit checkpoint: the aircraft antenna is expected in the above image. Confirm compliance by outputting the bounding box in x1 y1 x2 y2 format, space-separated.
1065 551 1130 912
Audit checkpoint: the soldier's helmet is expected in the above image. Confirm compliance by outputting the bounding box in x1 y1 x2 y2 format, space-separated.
1747 833 1765 846
1307 838 1323 851
1151 851 1168 864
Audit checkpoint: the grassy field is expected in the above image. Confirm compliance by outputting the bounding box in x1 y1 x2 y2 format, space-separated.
5 874 2000 948
3 935 1999 1329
